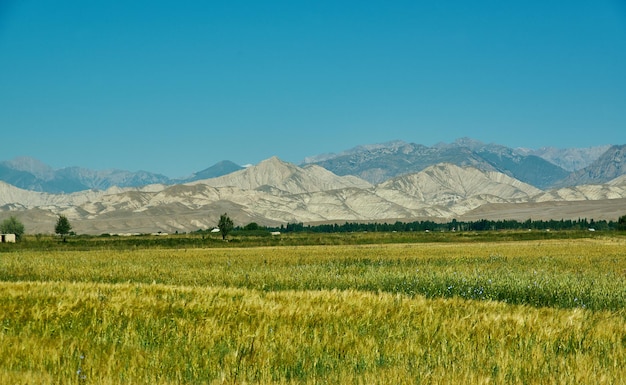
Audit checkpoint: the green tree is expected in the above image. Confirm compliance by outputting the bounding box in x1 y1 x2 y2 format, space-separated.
0 216 25 241
618 215 626 231
218 213 234 240
243 222 260 231
55 215 72 242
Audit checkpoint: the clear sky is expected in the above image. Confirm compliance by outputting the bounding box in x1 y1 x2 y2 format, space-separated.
1 1 625 177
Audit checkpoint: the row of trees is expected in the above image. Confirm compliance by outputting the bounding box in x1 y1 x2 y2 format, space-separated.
2 213 626 242
270 216 626 233
0 215 72 242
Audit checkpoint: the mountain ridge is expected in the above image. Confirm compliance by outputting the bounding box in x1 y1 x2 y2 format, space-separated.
191 156 372 194
2 158 625 235
2 138 618 193
515 145 611 172
303 138 595 188
552 145 626 187
0 157 242 193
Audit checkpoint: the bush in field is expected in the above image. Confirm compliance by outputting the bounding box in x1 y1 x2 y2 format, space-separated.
0 216 25 241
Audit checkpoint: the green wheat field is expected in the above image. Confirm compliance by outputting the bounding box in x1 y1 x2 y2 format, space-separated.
1 235 625 384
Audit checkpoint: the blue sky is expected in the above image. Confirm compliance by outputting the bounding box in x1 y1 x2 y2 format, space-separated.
1 1 625 177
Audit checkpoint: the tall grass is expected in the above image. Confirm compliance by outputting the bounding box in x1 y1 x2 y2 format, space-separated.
1 240 624 311
0 282 624 384
0 238 624 383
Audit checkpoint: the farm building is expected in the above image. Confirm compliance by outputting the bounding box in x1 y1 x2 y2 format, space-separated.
1 234 16 243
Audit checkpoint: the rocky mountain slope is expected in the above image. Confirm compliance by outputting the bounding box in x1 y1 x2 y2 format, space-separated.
2 158 625 235
0 157 171 193
305 139 571 188
3 138 616 194
376 164 542 209
179 160 243 182
552 145 626 187
193 157 372 194
0 157 241 193
516 145 611 172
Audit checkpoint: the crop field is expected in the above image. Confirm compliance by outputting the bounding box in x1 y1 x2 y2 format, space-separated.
0 236 625 384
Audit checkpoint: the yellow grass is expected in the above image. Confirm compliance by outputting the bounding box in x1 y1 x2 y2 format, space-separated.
0 238 625 384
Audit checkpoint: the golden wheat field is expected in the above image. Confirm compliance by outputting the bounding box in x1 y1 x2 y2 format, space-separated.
0 237 625 384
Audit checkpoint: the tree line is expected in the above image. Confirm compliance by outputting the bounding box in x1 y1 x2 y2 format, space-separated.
2 213 626 243
268 216 626 234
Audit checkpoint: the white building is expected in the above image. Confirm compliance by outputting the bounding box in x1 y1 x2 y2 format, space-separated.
0 234 16 243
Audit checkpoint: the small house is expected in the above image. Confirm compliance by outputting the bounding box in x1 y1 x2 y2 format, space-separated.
0 234 16 243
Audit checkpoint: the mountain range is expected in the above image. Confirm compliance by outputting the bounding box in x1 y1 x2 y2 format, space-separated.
2 155 626 235
1 138 617 194
0 157 244 194
304 138 617 188
1 138 625 235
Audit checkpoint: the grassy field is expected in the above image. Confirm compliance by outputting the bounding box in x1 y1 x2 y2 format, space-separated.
3 228 611 251
0 235 624 384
